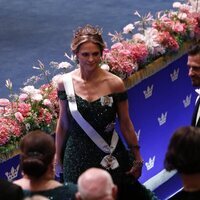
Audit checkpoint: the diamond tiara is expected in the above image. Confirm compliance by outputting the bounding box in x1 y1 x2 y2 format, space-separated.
73 24 103 39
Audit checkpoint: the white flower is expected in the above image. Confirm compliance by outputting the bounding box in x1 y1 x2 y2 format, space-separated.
143 28 159 51
173 2 181 8
189 0 200 11
58 62 72 69
25 123 31 131
21 85 40 96
123 23 134 34
31 94 43 102
177 13 187 20
43 99 52 107
132 33 145 43
179 3 192 12
100 64 110 71
143 28 165 55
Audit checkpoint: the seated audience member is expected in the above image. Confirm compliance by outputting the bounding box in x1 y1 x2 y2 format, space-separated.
75 167 118 200
0 178 24 200
164 126 200 200
14 130 77 200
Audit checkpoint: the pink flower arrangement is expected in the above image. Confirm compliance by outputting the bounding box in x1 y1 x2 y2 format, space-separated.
0 79 58 156
0 116 22 154
102 1 200 79
103 42 148 78
157 31 179 51
0 59 68 157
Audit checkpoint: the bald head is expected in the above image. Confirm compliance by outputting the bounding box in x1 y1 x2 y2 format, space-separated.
76 168 117 200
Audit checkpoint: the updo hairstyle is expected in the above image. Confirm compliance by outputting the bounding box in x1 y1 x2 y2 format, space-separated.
71 24 106 55
20 130 55 178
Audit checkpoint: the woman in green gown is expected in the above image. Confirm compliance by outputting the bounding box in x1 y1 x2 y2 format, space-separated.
56 24 156 200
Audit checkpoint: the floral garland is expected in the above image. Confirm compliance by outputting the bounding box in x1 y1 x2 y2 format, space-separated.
0 62 60 161
0 0 200 161
103 0 200 79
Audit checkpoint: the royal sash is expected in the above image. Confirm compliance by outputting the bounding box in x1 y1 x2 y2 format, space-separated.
63 73 119 170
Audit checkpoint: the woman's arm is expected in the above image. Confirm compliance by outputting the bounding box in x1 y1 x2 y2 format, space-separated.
55 100 69 164
55 79 69 166
117 99 143 178
117 99 142 156
113 77 143 178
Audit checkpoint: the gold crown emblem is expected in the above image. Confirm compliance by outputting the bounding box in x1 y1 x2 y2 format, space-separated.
170 68 179 82
145 156 156 171
158 112 167 126
183 94 191 108
5 165 20 181
143 85 153 99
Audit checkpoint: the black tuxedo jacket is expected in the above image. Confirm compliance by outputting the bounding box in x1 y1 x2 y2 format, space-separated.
191 96 200 127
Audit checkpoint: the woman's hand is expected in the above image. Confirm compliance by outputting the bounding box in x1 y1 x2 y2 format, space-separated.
126 147 144 179
126 160 144 179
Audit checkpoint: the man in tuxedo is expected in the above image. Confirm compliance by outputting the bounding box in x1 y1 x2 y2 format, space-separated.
187 45 200 127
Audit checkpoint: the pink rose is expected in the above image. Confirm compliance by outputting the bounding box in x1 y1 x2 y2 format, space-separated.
111 42 123 50
14 112 24 123
0 126 10 145
19 93 28 102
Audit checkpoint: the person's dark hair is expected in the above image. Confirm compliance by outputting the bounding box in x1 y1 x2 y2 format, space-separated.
164 126 200 174
188 45 200 56
71 24 106 55
20 130 55 178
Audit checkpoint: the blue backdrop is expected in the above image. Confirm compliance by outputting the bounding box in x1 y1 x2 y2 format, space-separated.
0 154 21 181
116 53 196 199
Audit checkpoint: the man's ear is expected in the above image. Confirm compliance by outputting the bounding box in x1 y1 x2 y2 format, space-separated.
112 185 118 199
75 192 82 200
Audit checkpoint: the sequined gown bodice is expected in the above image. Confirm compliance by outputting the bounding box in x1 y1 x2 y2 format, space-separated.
58 91 133 185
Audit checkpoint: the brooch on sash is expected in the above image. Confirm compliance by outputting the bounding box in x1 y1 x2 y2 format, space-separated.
100 154 119 170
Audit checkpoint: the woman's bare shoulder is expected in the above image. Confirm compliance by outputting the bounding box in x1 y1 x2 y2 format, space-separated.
104 71 125 93
56 71 75 90
56 75 65 91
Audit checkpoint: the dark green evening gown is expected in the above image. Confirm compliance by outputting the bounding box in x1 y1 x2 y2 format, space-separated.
58 91 132 184
58 91 158 200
